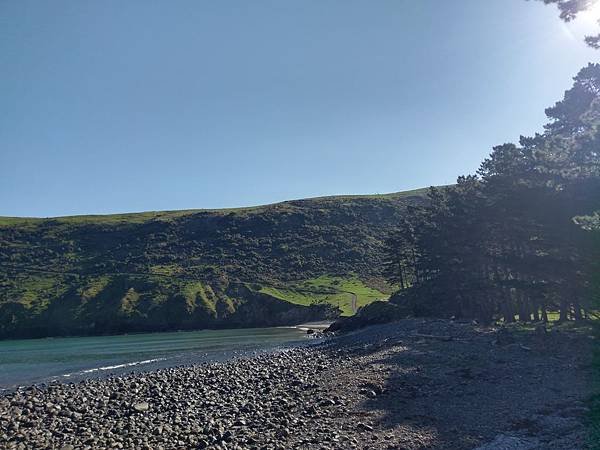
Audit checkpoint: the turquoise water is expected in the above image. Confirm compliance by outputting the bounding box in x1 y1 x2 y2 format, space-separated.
0 327 308 390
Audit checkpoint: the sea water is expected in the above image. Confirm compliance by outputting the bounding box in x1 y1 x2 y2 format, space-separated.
0 327 309 390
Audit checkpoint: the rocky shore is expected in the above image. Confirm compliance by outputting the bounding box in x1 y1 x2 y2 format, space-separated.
0 319 595 449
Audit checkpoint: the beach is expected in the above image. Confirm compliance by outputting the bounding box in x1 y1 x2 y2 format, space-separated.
0 319 594 449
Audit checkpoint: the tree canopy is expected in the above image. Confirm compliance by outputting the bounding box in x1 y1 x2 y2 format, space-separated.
386 64 600 323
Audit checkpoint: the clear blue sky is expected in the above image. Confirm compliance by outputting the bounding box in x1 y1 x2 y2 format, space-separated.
1 0 598 217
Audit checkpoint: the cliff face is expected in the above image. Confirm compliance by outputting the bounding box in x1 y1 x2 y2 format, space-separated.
0 189 428 338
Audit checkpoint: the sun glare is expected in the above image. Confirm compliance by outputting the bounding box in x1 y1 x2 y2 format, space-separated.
563 1 600 40
578 1 600 25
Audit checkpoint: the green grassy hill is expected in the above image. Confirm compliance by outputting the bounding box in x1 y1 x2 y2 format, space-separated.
0 188 428 338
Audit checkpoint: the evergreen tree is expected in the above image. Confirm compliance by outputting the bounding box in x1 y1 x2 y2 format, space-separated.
386 64 600 322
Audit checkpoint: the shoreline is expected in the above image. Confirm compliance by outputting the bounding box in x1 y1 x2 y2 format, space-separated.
0 319 593 449
0 326 317 393
1 341 323 395
0 321 332 343
281 320 334 332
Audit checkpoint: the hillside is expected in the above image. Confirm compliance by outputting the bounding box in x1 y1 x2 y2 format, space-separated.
0 188 429 339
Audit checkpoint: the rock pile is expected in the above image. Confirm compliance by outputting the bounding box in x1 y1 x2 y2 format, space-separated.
0 348 345 449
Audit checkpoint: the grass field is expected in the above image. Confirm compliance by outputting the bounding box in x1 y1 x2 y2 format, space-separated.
259 275 389 316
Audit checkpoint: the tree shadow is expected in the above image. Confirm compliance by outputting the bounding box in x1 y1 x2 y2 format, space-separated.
330 320 593 449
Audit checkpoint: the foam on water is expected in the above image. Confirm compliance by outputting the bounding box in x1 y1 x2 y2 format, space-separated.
75 357 169 375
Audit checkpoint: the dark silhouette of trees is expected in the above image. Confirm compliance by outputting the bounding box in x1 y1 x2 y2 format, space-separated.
534 0 600 48
386 64 600 323
537 0 595 21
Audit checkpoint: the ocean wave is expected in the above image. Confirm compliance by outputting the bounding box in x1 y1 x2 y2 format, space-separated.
63 357 168 377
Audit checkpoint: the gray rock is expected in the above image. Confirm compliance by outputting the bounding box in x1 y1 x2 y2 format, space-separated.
132 402 149 412
357 423 374 432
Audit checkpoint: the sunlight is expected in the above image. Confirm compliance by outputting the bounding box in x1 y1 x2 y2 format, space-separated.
576 0 600 26
561 0 600 42
1 1 600 448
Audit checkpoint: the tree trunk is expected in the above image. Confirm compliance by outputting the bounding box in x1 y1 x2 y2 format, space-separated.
518 293 530 322
503 295 515 323
559 298 569 322
398 265 405 290
573 302 583 321
412 249 420 284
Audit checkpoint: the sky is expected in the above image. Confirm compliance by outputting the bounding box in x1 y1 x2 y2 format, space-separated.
1 0 599 217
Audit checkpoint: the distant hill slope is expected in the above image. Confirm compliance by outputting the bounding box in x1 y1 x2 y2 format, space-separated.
0 188 429 339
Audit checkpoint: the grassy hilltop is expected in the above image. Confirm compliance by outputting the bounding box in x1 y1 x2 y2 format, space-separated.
0 188 428 339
